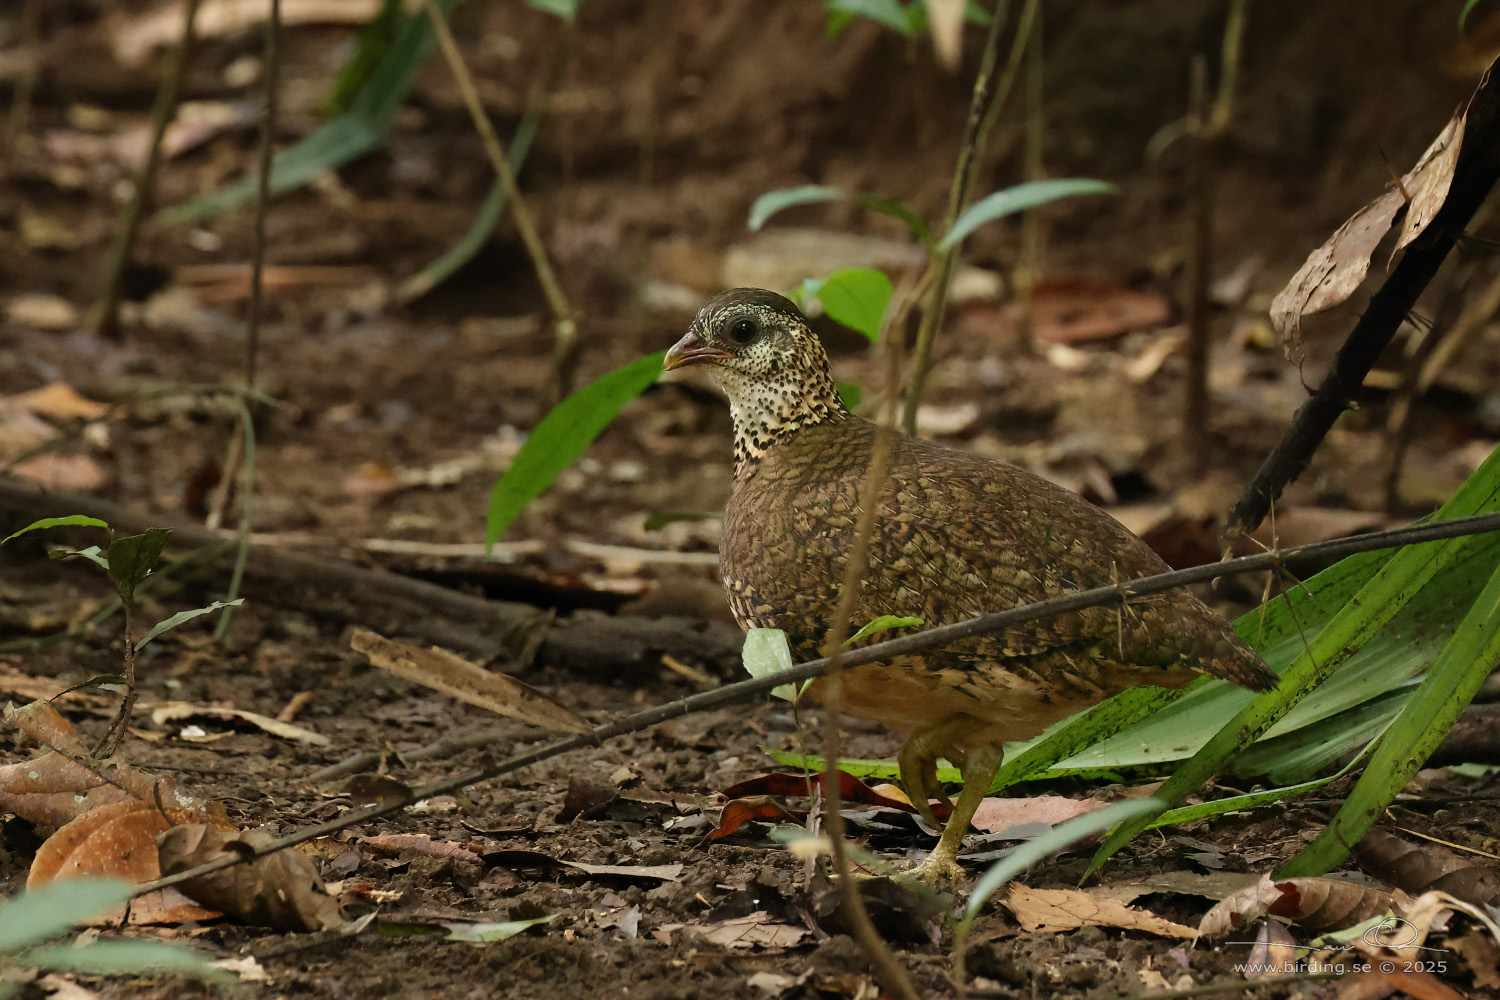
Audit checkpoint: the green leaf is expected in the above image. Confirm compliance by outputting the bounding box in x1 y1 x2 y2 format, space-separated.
940 179 1117 251
3 515 109 544
817 268 894 342
486 351 665 546
763 749 959 785
158 0 462 224
1279 554 1500 877
836 382 863 410
845 614 923 645
49 544 110 571
135 600 244 651
748 185 848 231
526 0 580 17
742 628 805 702
29 940 220 979
1085 444 1500 880
442 915 557 942
104 528 171 602
1460 0 1486 31
825 0 921 36
0 879 136 952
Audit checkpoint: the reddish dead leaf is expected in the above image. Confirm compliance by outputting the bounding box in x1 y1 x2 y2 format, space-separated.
1199 875 1403 938
970 794 1100 835
1026 277 1171 348
1354 827 1500 905
1003 885 1197 938
484 849 683 882
156 825 346 931
1244 918 1300 980
360 832 482 863
1347 966 1470 1000
10 453 109 491
708 796 797 840
9 383 110 420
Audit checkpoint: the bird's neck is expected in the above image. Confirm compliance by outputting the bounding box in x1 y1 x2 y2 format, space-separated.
724 366 845 481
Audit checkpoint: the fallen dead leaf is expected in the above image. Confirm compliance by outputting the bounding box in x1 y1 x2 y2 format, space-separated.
970 794 1100 836
4 293 81 330
351 629 591 734
9 383 110 420
484 849 683 883
156 825 345 931
1003 885 1197 938
1199 875 1405 938
1026 277 1172 348
149 702 330 746
661 912 808 950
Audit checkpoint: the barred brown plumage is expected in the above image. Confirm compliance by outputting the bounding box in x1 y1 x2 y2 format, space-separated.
665 287 1277 882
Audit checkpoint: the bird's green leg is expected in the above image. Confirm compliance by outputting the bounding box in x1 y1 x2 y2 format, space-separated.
896 714 1002 883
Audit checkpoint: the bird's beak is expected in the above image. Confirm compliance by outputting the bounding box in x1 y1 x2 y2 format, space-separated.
663 332 732 371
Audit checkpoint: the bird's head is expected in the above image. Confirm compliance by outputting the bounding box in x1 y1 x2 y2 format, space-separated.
665 288 845 470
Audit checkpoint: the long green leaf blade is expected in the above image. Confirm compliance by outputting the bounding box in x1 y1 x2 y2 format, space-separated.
747 185 848 231
1278 555 1500 876
0 880 136 952
3 516 109 544
940 178 1116 251
485 351 665 546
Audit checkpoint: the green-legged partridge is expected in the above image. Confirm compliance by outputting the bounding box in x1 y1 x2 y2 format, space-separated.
665 287 1277 881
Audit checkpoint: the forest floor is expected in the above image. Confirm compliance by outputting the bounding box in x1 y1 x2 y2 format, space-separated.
2 2 1499 998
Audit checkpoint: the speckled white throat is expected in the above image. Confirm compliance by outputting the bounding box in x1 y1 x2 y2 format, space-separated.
686 289 847 481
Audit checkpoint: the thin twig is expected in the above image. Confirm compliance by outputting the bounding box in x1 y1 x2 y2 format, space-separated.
93 0 202 339
903 0 1036 434
244 0 281 391
420 0 579 404
134 509 1500 897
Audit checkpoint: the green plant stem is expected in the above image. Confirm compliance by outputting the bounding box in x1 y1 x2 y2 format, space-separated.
213 398 257 642
421 0 579 403
94 0 201 339
903 0 1036 434
96 597 136 758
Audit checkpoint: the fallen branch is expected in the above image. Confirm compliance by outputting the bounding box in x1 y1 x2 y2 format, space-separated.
136 509 1500 896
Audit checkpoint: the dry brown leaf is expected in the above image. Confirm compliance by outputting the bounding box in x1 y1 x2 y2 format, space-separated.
156 825 346 932
9 383 110 420
1354 827 1500 905
1199 875 1404 938
359 832 482 864
666 912 808 950
1027 277 1172 348
485 848 683 883
148 702 330 746
1447 928 1500 990
1003 885 1197 938
112 0 393 66
970 794 1100 835
351 628 590 734
4 294 80 330
1270 97 1470 362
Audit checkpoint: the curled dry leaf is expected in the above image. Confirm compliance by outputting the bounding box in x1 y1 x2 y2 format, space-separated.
1198 875 1404 938
149 702 330 746
1003 885 1197 938
1270 100 1468 363
1354 827 1500 905
350 628 590 734
156 825 346 932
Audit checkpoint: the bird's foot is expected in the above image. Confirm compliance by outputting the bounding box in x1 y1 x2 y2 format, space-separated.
904 848 968 885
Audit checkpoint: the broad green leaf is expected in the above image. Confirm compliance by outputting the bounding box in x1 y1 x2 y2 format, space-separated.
817 268 893 341
485 351 664 546
29 940 220 979
135 600 244 651
49 544 109 571
104 528 171 602
1280 554 1500 877
0 879 135 952
157 0 462 223
1086 443 1500 879
748 185 848 231
3 515 109 544
320 0 404 114
743 628 803 702
940 178 1117 251
845 614 923 645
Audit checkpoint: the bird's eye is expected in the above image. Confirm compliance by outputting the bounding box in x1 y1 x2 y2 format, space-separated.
726 318 759 345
